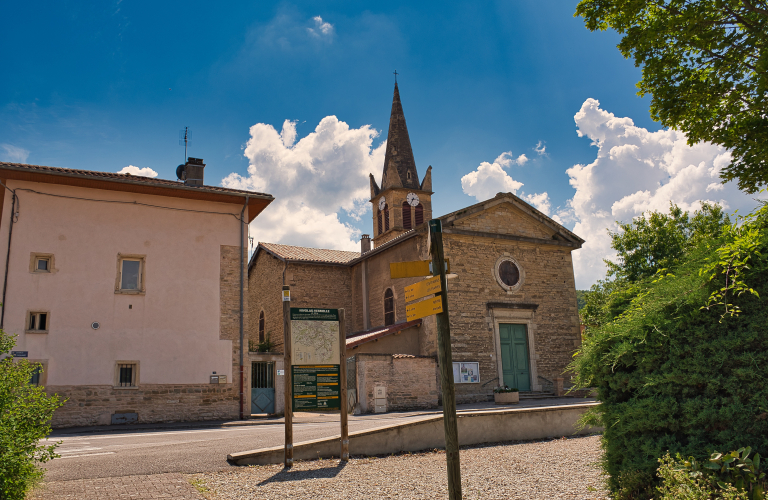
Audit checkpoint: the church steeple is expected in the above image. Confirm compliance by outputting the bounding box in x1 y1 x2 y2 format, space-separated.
370 81 433 248
381 83 420 191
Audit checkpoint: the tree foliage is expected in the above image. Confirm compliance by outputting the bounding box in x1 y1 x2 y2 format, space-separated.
575 0 768 193
0 331 62 500
571 201 768 498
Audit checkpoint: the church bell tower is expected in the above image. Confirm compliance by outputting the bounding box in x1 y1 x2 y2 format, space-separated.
369 82 433 247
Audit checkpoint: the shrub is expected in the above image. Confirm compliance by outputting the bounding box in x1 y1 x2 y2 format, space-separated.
0 331 63 500
570 202 768 498
657 454 746 500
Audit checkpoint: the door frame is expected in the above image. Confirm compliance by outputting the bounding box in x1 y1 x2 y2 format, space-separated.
491 308 540 391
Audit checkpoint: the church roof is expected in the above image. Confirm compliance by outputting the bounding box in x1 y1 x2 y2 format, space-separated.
380 83 421 191
346 319 423 348
255 242 360 265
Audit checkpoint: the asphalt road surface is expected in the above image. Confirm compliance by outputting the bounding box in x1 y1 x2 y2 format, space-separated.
42 412 433 482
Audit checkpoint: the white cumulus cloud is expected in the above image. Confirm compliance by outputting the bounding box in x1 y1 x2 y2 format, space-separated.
567 98 761 289
534 141 547 156
0 144 30 163
308 16 334 37
118 165 158 178
223 117 385 251
461 151 550 214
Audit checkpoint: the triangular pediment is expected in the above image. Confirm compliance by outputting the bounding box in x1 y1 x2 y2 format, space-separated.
441 193 584 247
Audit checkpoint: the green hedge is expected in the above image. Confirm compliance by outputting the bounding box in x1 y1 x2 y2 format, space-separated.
571 204 768 498
0 332 62 500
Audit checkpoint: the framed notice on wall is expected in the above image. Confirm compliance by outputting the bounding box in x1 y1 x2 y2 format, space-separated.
452 362 479 384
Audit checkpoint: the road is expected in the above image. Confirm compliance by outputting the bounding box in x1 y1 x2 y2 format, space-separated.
42 412 432 482
42 398 591 482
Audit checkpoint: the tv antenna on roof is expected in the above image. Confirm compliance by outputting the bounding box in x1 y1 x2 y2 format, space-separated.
179 127 191 161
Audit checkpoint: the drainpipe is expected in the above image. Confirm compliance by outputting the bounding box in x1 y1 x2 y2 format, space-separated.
239 196 249 420
1 193 17 329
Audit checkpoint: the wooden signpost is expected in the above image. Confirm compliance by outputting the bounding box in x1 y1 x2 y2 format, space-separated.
390 220 462 500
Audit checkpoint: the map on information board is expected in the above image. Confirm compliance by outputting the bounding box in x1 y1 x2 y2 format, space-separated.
290 308 340 365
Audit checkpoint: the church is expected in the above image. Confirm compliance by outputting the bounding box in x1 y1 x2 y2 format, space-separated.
247 83 584 414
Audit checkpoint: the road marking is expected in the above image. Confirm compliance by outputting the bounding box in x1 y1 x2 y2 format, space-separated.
58 447 104 454
57 452 115 459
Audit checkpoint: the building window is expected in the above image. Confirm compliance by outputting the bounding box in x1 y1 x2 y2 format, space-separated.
494 256 525 292
29 366 41 386
29 253 54 273
115 362 139 388
26 311 49 333
115 255 146 294
402 201 412 230
415 203 424 226
259 311 265 343
384 288 395 326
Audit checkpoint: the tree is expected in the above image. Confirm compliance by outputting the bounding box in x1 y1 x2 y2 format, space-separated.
0 331 62 500
575 0 768 193
581 203 729 329
572 202 768 498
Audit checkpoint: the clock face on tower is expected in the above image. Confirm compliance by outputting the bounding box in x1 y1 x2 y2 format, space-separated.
378 197 387 210
407 192 420 207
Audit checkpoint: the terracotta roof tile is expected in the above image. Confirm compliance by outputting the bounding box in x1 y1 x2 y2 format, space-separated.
259 242 360 264
346 319 422 348
0 162 271 198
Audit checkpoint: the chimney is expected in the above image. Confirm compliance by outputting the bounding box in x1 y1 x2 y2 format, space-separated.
179 157 205 186
361 234 371 254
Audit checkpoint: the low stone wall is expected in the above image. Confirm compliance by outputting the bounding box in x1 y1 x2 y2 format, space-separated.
356 353 438 413
228 402 601 465
48 384 239 428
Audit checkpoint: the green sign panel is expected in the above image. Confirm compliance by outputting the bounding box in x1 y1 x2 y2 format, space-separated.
290 308 339 321
292 365 341 411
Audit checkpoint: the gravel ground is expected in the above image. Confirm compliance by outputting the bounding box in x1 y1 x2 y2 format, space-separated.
188 434 608 500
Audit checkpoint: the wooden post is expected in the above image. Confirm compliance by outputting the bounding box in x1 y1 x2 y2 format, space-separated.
339 309 349 461
430 219 462 500
282 285 293 468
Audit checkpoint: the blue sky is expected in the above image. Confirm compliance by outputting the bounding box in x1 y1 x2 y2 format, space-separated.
1 1 758 287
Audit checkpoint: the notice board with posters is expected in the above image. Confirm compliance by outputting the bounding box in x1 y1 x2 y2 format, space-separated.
290 308 341 411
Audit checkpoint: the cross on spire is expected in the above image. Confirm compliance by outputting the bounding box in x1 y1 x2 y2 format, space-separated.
393 70 398 83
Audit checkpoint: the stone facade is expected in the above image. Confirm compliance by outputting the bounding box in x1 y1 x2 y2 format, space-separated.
49 383 238 427
285 263 355 335
247 250 285 352
354 353 438 413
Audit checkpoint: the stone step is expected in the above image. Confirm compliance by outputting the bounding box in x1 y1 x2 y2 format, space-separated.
519 391 559 400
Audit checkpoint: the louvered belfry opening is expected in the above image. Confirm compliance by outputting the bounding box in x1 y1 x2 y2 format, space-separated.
402 201 412 230
377 209 383 235
383 203 390 231
415 203 424 226
384 288 395 326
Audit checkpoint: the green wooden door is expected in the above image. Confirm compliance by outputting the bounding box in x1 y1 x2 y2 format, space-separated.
499 324 531 391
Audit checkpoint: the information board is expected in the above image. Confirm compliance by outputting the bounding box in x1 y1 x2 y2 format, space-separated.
290 308 340 365
452 362 479 384
292 365 341 411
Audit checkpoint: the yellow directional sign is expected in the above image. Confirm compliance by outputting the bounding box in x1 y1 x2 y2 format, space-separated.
405 275 442 303
390 259 450 279
406 295 444 322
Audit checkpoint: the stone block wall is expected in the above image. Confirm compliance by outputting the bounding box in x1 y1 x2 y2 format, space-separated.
286 262 355 335
49 383 238 428
355 353 438 412
442 231 580 403
220 244 249 388
248 251 285 352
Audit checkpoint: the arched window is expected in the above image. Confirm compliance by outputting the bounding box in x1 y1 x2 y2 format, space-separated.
415 203 424 226
402 201 412 230
384 288 395 326
383 203 390 231
377 209 383 235
259 311 265 343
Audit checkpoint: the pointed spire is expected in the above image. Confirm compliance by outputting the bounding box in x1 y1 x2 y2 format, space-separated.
381 82 420 191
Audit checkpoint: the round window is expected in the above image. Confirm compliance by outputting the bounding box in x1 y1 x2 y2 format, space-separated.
494 256 524 291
